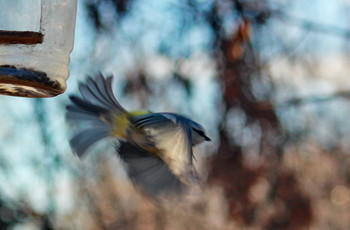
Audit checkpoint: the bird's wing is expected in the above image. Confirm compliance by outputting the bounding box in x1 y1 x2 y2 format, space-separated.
116 141 186 198
79 73 127 112
66 74 127 157
132 113 197 183
66 74 127 124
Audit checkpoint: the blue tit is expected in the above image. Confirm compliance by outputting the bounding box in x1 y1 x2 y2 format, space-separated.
66 73 211 197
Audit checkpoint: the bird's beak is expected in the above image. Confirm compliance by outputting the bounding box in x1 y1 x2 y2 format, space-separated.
204 136 211 141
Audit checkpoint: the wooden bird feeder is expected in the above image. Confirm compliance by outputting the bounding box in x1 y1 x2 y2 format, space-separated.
0 0 77 97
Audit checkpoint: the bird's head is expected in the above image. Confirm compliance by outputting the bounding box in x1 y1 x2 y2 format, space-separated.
190 121 211 145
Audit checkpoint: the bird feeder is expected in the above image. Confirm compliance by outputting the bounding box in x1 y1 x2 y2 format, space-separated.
0 0 77 97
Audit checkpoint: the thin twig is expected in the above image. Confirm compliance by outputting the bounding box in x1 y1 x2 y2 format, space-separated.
275 91 350 108
274 10 350 39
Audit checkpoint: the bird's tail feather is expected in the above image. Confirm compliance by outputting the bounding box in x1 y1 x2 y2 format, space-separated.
66 73 126 157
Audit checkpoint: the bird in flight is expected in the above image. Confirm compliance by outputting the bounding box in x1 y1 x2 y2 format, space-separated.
66 73 211 197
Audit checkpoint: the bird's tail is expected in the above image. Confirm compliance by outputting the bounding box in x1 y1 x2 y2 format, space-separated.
66 73 127 157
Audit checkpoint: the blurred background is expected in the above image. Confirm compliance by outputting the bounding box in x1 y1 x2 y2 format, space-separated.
1 0 350 229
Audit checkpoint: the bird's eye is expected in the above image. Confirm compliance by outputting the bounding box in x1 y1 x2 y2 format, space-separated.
193 128 204 136
193 127 211 141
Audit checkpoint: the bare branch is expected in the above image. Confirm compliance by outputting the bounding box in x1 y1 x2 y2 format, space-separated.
276 91 350 108
274 11 350 39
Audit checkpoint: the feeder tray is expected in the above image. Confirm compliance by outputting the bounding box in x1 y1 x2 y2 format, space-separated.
0 0 77 98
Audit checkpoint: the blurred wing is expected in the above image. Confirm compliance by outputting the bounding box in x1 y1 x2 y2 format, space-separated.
117 141 186 197
66 74 127 157
132 113 195 182
70 127 110 157
66 74 126 124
